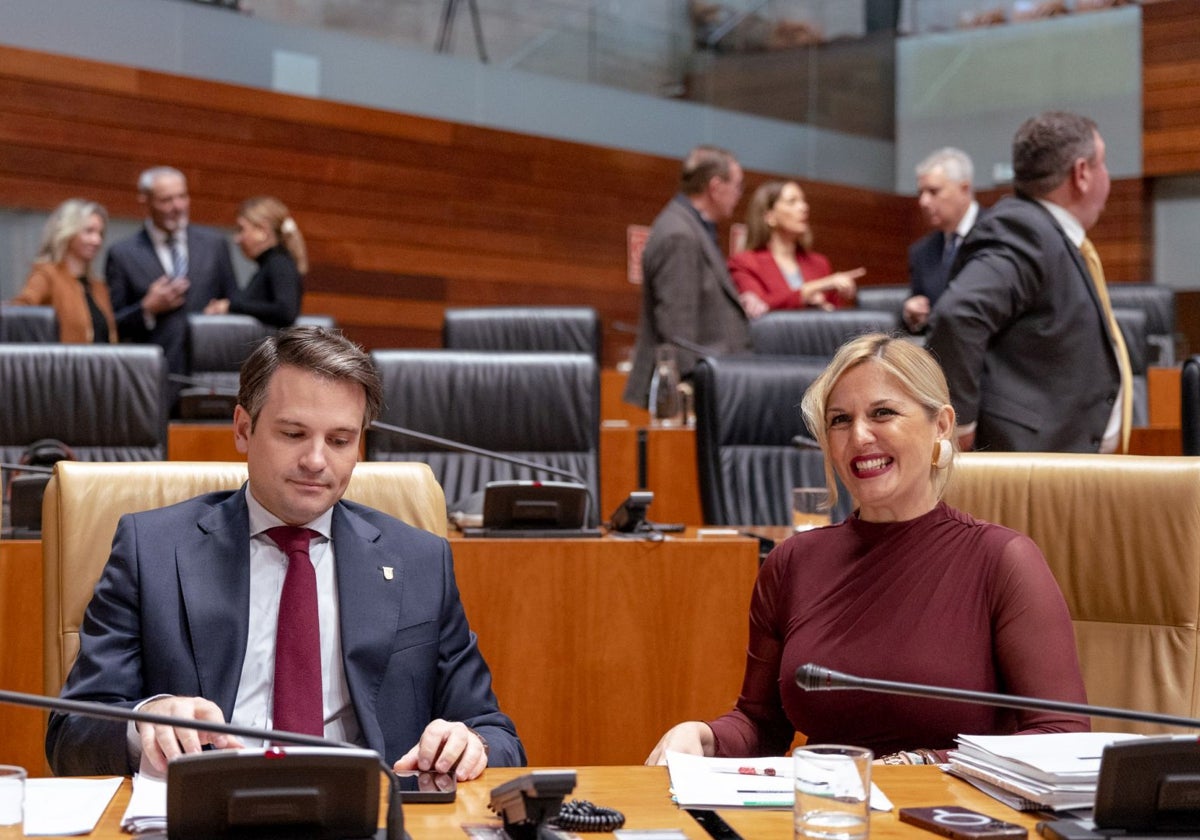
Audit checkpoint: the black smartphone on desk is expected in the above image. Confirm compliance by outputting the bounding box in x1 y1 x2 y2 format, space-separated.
899 806 1027 840
395 770 457 803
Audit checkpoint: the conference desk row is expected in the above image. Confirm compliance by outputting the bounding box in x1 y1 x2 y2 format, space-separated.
168 420 708 525
0 531 766 776
47 765 1049 839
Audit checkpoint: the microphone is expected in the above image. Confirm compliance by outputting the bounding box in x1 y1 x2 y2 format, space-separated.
167 373 238 396
792 434 821 450
0 462 54 474
368 419 597 528
2 686 407 840
168 374 239 421
795 663 1200 730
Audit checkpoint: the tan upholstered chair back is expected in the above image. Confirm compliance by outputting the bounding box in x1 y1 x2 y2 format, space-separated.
944 452 1200 734
42 460 447 695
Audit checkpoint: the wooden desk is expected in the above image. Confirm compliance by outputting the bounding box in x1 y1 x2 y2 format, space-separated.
52 765 1044 839
450 534 757 765
0 539 47 775
167 423 243 461
1148 365 1182 427
601 368 650 426
1 533 759 773
599 424 704 525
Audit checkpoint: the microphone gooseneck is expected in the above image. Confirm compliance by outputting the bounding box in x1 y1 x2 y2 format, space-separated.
2 686 353 748
368 419 595 526
166 373 239 396
3 686 408 840
0 462 55 474
794 663 1200 730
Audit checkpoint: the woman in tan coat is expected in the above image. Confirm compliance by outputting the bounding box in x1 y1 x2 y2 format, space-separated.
10 199 117 343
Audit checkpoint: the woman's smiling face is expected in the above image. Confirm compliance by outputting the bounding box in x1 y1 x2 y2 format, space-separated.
824 360 953 523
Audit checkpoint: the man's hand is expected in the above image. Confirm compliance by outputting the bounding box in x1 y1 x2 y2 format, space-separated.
393 719 488 781
204 298 231 315
903 294 931 332
137 695 244 773
738 291 769 320
142 275 189 316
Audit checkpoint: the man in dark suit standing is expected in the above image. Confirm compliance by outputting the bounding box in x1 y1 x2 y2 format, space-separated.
903 147 979 334
106 166 237 407
46 326 524 778
928 111 1132 454
623 145 752 408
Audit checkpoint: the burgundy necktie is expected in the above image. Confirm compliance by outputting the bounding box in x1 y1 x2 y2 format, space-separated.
265 526 323 736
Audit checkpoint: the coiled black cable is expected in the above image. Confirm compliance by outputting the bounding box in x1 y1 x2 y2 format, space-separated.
551 799 626 832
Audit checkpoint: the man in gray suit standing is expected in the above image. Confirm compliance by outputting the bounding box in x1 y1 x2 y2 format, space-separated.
928 111 1131 454
623 145 752 408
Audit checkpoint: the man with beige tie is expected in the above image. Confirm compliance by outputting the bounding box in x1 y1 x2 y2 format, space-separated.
927 111 1131 453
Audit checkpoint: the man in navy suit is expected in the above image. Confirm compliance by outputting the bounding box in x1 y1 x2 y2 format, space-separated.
903 147 979 334
105 166 238 407
927 112 1127 453
46 326 524 777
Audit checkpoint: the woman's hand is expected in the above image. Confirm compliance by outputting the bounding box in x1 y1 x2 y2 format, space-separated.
826 268 865 301
645 721 716 765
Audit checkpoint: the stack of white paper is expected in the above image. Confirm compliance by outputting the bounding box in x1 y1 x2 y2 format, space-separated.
946 732 1145 811
664 751 894 811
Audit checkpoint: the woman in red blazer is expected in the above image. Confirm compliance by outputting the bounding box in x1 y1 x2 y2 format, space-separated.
729 180 865 318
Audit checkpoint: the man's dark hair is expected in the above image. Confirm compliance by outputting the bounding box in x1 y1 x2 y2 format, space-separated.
238 325 382 430
1012 111 1098 199
680 145 737 196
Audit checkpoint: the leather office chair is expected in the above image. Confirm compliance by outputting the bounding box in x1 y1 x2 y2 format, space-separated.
368 350 601 525
855 285 910 320
0 344 167 465
443 306 602 362
183 314 271 418
42 460 447 694
0 304 60 342
1108 283 1176 365
295 314 337 330
1183 356 1200 456
693 355 835 526
750 310 901 358
946 452 1200 733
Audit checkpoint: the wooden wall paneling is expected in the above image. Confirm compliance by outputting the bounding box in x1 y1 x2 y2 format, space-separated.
1143 0 1200 176
0 43 918 364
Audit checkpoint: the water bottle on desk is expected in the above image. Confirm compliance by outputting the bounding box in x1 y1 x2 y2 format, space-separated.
648 345 684 427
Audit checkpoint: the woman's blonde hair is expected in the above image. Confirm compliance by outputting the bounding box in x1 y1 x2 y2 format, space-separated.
800 333 956 509
35 199 108 266
743 180 814 252
240 196 308 275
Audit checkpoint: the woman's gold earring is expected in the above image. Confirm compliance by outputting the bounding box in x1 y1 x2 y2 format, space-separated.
932 439 953 470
